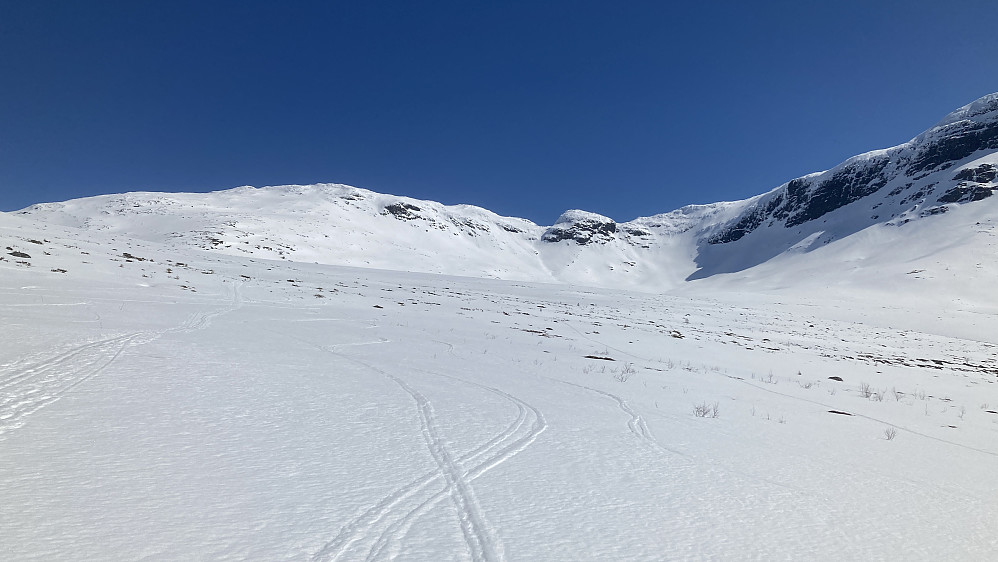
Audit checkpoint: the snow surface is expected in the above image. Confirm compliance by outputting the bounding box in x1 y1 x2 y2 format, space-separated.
4 92 998 559
2 204 997 560
549 209 615 225
13 183 743 291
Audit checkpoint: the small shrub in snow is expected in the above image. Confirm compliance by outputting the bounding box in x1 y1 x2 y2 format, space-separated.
613 363 636 383
693 402 719 418
859 382 874 399
884 427 898 441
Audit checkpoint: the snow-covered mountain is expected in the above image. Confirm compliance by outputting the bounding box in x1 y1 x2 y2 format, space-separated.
11 93 998 297
694 92 998 278
9 182 737 290
4 95 998 560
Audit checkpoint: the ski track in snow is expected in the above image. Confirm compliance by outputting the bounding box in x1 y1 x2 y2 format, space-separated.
561 316 998 459
561 377 827 502
0 281 244 438
373 370 548 562
384 373 502 562
558 380 688 459
309 346 546 562
553 315 998 512
4 200 998 560
0 333 142 437
548 324 840 499
168 280 244 334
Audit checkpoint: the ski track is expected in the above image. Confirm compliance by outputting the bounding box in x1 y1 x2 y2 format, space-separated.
385 373 502 562
0 280 244 438
554 324 830 497
553 323 896 504
168 280 244 334
310 380 536 562
562 316 998 459
310 350 546 562
369 371 547 562
0 333 141 437
318 400 527 562
561 381 686 458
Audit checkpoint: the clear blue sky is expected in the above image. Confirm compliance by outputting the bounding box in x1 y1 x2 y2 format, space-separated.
2 0 997 224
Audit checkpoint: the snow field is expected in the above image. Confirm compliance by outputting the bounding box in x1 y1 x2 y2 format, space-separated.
1 216 997 560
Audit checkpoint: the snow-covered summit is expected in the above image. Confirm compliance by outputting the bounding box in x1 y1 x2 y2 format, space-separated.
11 93 998 294
933 92 998 128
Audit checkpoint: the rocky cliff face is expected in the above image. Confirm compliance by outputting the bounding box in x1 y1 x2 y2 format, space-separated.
707 93 998 246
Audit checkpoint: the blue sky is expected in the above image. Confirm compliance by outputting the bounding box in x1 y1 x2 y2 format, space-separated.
2 1 997 224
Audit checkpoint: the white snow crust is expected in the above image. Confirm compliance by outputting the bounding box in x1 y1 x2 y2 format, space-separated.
2 197 997 560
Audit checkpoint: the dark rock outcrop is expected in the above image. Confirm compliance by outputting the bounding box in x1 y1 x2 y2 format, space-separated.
542 211 617 245
383 202 422 220
709 94 998 245
952 163 998 183
937 183 993 203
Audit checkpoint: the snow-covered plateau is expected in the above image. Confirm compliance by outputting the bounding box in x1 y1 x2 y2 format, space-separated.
2 94 998 560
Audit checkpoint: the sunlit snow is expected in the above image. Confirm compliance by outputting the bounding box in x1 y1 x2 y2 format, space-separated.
2 188 996 560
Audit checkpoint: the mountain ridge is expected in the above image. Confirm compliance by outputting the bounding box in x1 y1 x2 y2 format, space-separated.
9 93 998 294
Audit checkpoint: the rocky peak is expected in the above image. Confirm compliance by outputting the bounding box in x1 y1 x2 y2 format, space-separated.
542 210 617 245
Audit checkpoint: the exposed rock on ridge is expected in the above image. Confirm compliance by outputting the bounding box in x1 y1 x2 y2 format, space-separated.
542 210 618 245
708 93 998 245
